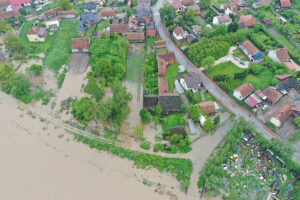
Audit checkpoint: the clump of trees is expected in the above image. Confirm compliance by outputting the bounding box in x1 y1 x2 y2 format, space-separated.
72 97 96 122
3 33 23 54
143 53 158 94
57 0 72 11
26 64 43 76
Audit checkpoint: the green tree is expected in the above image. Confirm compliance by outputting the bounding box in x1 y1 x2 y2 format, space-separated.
0 20 12 33
96 82 132 128
72 97 95 121
18 8 26 15
3 73 31 100
140 108 151 123
295 117 300 128
0 63 15 83
26 64 43 76
154 104 162 118
189 104 200 121
159 5 175 26
270 78 278 85
184 8 195 21
17 15 26 23
203 118 214 132
3 33 23 53
201 56 215 71
57 0 72 10
180 116 188 126
228 22 239 33
213 115 220 125
84 77 105 102
199 0 211 9
134 124 143 138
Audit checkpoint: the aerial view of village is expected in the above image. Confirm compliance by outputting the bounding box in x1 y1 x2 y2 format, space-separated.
0 0 299 198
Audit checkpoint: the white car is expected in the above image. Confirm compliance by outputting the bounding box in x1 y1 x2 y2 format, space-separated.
261 104 268 110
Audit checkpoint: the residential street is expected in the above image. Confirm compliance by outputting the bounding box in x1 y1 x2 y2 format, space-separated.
152 0 300 164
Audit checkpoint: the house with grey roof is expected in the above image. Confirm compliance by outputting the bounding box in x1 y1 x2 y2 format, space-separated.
180 72 203 93
83 2 99 13
77 12 102 36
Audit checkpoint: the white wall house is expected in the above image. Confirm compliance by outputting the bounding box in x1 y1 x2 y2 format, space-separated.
173 31 183 40
46 20 60 30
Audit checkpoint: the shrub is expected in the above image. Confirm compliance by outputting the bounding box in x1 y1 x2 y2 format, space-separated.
189 104 200 121
140 141 151 150
203 118 214 132
26 64 43 76
213 115 220 125
140 108 151 123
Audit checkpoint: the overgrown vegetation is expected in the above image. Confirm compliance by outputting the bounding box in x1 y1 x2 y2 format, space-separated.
143 52 158 94
74 133 193 190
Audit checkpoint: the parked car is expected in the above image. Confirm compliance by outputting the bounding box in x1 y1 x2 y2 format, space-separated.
32 20 39 26
261 104 268 110
240 61 246 65
234 57 240 61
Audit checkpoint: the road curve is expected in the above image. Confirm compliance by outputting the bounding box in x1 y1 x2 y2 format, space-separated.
152 0 300 164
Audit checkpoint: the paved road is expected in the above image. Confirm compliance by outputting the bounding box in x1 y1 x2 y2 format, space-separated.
152 0 300 164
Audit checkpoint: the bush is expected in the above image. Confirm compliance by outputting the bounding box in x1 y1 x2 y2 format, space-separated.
26 64 43 76
71 97 95 122
140 141 151 150
140 108 151 123
203 118 214 132
189 104 200 121
213 115 220 125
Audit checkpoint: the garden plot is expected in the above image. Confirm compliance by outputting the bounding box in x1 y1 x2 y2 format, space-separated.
69 53 90 75
221 135 296 200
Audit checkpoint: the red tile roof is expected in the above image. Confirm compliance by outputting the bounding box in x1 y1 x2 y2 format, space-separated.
216 13 232 24
9 0 31 10
274 74 291 80
272 104 292 124
71 38 90 50
0 0 10 8
127 32 145 41
57 10 76 15
110 24 128 35
255 89 267 100
158 77 169 95
157 58 167 76
244 94 261 107
153 40 166 47
181 0 194 6
100 8 115 17
238 15 257 28
156 51 175 63
223 3 238 12
283 62 296 72
280 0 291 8
172 1 183 9
146 29 156 37
234 83 254 98
263 87 282 104
275 48 290 62
198 101 216 114
0 10 19 19
43 9 59 17
241 40 260 56
27 27 40 35
173 26 184 36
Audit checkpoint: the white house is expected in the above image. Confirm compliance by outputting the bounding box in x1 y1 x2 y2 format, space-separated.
45 16 60 30
173 26 185 40
212 13 232 26
233 83 254 100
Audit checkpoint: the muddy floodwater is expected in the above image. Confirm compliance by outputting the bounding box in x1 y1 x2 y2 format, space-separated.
0 92 193 200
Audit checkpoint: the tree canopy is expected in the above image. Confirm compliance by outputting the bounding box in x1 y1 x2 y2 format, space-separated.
72 97 96 122
3 32 23 53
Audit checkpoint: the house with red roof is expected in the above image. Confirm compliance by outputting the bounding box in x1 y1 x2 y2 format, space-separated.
270 104 292 127
71 38 89 53
233 83 254 100
266 48 297 72
237 40 264 63
27 27 47 42
9 0 32 11
238 15 257 28
212 13 232 26
220 3 238 15
280 0 291 8
262 87 282 104
100 7 115 20
244 93 262 108
172 0 183 12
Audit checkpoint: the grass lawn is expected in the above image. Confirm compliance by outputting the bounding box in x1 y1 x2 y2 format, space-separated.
96 20 110 30
204 92 216 102
210 0 229 8
161 113 183 134
207 61 273 91
165 64 179 92
127 51 144 84
207 61 244 77
274 34 300 56
20 21 54 55
43 20 78 72
145 37 159 48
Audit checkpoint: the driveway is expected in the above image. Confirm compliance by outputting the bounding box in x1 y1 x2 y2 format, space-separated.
152 0 300 163
214 46 249 69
